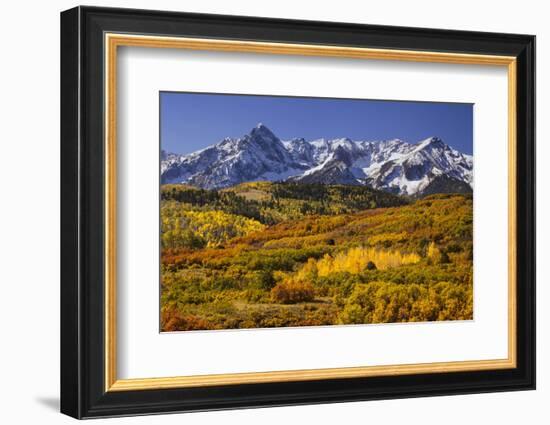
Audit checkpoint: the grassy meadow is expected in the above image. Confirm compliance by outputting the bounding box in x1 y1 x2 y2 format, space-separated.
160 182 473 331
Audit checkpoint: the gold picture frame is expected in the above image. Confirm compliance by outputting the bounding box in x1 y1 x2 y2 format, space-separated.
104 33 517 392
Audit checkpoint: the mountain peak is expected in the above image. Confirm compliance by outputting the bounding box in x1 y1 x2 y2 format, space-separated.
417 136 445 149
252 122 271 132
250 122 277 140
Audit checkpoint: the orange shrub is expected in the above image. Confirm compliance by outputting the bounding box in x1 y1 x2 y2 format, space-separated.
161 306 213 331
270 280 315 304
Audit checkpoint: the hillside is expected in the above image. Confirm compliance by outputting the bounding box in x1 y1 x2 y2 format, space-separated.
160 184 473 331
161 181 407 225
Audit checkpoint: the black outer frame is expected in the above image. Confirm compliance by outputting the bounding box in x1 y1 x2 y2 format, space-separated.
60 6 535 419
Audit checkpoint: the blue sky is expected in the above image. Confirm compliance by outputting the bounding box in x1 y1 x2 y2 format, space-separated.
160 92 473 155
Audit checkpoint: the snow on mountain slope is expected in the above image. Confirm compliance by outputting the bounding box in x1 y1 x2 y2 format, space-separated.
360 137 473 195
161 123 473 196
161 124 307 189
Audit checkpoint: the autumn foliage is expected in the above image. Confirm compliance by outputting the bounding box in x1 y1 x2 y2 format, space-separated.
315 246 421 275
271 280 315 304
160 182 473 331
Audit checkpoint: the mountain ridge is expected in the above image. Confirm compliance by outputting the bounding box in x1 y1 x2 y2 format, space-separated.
161 123 473 196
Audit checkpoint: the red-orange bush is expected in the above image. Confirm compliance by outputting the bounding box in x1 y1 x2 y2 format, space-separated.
270 280 315 304
161 306 213 331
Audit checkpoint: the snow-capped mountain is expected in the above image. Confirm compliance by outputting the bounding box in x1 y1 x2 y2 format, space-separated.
161 123 473 196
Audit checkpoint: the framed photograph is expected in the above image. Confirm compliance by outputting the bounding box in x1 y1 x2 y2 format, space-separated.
60 6 535 419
